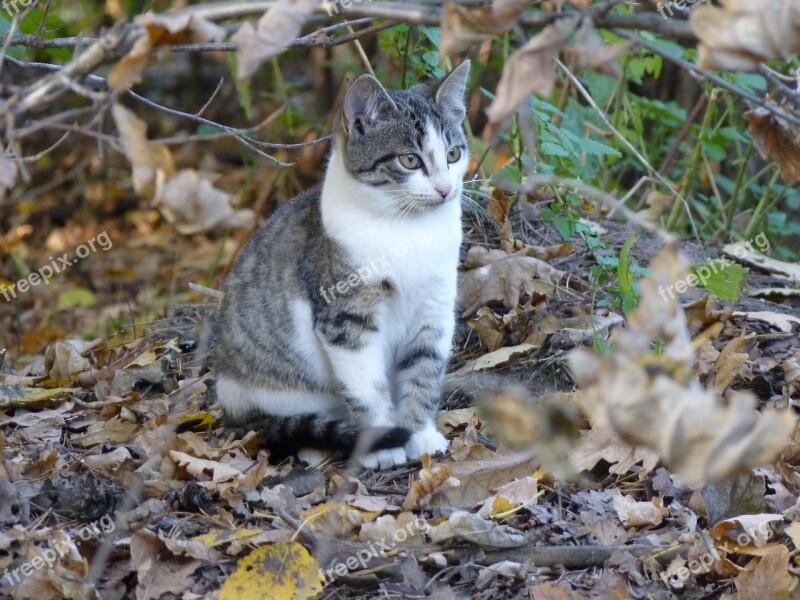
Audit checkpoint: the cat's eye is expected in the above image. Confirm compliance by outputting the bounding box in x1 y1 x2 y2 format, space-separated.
398 154 422 169
447 146 462 164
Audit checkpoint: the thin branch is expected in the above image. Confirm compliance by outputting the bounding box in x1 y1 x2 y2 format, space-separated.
0 18 399 52
195 77 224 118
4 57 329 162
0 22 142 130
13 129 70 162
519 174 677 244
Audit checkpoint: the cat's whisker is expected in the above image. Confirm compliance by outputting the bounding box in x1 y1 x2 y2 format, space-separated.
460 193 493 221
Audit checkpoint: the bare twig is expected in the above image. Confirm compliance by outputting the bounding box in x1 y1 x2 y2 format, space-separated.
195 77 224 117
0 23 142 131
4 57 328 164
0 18 399 53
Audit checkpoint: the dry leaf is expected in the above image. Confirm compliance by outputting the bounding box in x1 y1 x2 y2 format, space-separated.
458 246 565 316
485 16 579 131
612 490 665 528
565 19 631 77
451 343 537 376
403 454 458 509
477 476 539 518
232 0 318 79
732 311 800 334
109 12 226 91
744 107 800 185
723 241 800 284
219 542 322 600
430 450 539 508
710 334 752 394
732 545 794 600
428 510 527 547
112 104 254 234
169 450 243 483
691 0 800 70
570 428 660 477
568 245 797 485
154 169 255 234
440 0 529 57
112 104 176 198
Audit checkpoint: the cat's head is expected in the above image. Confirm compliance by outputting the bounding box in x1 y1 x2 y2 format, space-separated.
334 61 470 215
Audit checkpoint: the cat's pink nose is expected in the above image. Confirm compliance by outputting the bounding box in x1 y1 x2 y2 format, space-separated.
435 183 452 198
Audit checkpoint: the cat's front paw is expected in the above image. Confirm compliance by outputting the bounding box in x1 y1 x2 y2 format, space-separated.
359 447 407 470
405 425 448 460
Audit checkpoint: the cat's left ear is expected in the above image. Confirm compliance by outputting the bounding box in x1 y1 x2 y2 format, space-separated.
435 59 471 122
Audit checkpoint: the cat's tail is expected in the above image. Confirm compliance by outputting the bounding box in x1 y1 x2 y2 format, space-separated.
224 413 410 457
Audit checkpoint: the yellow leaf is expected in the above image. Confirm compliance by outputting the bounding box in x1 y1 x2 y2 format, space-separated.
177 412 218 428
193 528 263 548
125 349 157 368
491 496 515 516
219 542 323 600
0 385 75 408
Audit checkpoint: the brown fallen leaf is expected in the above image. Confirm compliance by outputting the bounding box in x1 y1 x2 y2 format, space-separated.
485 16 579 133
570 427 659 477
458 246 565 316
451 343 538 376
565 19 631 78
612 490 666 528
429 449 539 508
440 0 529 57
744 107 800 185
112 104 176 199
732 544 794 600
155 169 256 234
710 334 752 394
709 514 783 547
691 0 800 70
402 454 458 509
112 104 254 234
530 581 587 599
109 13 225 91
232 0 318 80
428 510 527 547
169 450 243 483
477 476 539 518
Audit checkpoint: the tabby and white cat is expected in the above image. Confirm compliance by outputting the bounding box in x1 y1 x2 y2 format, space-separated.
215 61 470 470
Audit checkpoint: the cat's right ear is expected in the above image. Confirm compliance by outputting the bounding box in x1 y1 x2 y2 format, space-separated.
343 75 397 136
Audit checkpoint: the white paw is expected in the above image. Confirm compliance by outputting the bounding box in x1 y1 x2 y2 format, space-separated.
297 448 328 467
359 447 407 470
405 425 448 460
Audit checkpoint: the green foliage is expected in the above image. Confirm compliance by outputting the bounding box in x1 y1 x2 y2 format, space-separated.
379 25 443 87
616 236 639 315
688 260 749 301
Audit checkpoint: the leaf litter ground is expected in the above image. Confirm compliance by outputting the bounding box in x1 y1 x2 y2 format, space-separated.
1 199 800 600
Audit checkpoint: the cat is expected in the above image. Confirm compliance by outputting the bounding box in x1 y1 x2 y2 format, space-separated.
214 60 470 470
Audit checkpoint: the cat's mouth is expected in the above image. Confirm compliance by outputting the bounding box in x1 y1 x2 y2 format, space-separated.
417 194 454 209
